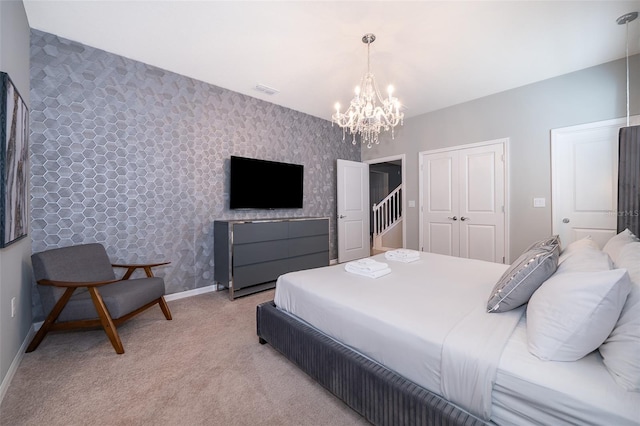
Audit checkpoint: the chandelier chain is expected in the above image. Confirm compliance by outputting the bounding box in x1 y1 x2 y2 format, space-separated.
617 11 638 127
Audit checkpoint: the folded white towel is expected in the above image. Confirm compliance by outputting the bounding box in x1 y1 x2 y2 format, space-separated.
385 249 420 259
345 264 391 278
385 253 419 263
345 258 389 272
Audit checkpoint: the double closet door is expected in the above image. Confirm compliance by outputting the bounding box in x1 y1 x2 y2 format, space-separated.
419 140 507 263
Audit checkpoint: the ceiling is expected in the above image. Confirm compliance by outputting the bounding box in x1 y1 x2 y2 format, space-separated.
23 1 640 121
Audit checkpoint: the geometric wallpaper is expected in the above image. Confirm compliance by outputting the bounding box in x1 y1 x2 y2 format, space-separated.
29 29 359 317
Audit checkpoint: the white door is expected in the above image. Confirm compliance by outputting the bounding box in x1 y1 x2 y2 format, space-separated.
420 150 460 256
337 159 370 263
551 116 639 248
420 140 507 263
458 144 505 263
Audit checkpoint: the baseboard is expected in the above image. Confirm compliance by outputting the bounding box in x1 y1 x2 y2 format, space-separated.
0 285 217 404
164 284 217 302
0 323 36 405
1 284 217 404
29 286 218 332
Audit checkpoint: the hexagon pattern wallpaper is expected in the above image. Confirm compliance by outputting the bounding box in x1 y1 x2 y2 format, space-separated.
29 29 359 317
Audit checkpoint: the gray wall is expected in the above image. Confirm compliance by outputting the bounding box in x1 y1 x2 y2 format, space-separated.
363 55 640 261
0 0 32 399
370 162 402 200
29 30 359 319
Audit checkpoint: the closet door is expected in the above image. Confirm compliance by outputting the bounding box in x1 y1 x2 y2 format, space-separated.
458 143 505 263
420 140 506 263
421 151 460 256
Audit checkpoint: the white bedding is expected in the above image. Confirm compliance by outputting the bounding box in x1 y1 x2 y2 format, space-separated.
274 251 640 425
492 316 640 426
274 252 524 421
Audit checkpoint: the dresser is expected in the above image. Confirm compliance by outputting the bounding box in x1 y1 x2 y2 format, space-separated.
214 217 330 299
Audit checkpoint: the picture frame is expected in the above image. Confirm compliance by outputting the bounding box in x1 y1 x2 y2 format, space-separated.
0 72 29 248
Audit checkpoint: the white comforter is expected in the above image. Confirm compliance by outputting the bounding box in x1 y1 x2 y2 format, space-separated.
274 252 524 421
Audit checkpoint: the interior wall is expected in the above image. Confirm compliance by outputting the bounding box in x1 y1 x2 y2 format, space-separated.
369 162 402 197
29 29 359 320
0 0 32 401
363 55 640 261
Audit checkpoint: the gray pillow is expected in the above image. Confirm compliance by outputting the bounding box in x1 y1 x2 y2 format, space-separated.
487 245 559 313
525 235 561 252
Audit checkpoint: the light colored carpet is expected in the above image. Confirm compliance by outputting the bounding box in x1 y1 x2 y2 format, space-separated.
0 289 370 425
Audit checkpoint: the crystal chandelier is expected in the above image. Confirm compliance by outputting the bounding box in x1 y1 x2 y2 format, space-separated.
332 33 404 148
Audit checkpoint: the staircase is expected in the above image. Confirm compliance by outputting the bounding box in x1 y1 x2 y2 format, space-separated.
372 185 403 251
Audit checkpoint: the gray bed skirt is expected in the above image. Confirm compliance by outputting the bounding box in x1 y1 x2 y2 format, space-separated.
256 301 485 426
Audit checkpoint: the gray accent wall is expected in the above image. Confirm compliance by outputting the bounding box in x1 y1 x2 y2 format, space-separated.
0 0 32 401
363 55 640 261
29 30 358 318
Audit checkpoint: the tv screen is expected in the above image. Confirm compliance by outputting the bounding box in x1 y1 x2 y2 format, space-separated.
229 156 303 209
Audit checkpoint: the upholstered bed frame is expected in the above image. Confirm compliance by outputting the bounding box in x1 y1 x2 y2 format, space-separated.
256 301 484 426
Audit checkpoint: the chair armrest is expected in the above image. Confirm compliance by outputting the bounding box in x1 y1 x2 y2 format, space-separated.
37 278 122 288
111 261 170 269
111 261 170 279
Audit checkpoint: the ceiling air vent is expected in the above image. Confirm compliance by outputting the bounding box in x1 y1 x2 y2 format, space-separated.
254 84 279 95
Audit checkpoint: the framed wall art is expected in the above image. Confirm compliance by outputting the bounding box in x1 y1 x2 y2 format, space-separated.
1 72 29 248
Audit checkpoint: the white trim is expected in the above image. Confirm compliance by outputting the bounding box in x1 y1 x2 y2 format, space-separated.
504 140 511 263
365 154 407 249
551 115 640 139
164 285 217 302
417 137 509 157
0 323 36 404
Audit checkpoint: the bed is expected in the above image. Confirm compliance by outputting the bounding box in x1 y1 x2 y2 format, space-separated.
256 235 640 425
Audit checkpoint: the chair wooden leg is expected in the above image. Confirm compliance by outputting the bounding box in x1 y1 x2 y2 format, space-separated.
88 287 124 354
26 287 76 353
121 267 135 280
159 296 172 320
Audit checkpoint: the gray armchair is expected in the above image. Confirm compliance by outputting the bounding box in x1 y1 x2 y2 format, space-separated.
27 243 172 354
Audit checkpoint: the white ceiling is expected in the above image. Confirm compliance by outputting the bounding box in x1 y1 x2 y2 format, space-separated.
23 1 640 121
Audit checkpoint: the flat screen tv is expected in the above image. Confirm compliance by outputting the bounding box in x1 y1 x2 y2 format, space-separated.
229 156 304 209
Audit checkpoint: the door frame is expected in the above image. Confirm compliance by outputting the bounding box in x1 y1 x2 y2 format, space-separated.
365 154 407 250
418 138 510 262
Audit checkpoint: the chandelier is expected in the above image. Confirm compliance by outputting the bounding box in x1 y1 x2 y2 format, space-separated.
332 33 404 148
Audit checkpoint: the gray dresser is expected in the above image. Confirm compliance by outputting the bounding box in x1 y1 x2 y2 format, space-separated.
214 217 330 299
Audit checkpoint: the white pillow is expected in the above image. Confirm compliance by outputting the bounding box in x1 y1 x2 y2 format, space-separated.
603 228 640 266
556 244 612 274
527 269 632 361
599 241 640 391
558 236 600 264
616 241 640 283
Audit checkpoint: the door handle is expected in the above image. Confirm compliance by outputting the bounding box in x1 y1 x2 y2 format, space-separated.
447 216 458 221
460 216 469 221
562 218 570 223
339 214 347 219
